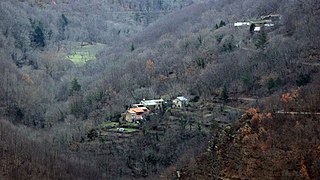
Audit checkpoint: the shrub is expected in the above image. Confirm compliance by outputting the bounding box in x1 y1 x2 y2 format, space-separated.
296 73 310 86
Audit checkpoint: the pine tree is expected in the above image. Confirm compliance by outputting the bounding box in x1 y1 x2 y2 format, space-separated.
130 42 135 51
70 78 81 95
221 83 229 103
296 73 311 86
58 14 69 40
31 25 45 48
255 30 267 49
267 78 275 90
249 23 255 34
219 20 226 27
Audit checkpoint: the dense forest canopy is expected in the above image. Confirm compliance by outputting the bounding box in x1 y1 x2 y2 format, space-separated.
0 0 319 179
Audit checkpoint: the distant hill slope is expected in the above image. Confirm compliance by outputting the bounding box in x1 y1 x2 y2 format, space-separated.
0 119 101 179
1 0 204 44
91 0 320 99
0 0 205 67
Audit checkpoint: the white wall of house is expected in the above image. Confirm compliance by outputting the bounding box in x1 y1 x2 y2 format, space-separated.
254 27 261 31
234 22 250 27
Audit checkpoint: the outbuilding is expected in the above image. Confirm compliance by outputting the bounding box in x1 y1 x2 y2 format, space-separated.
140 99 164 111
173 96 189 108
254 26 261 32
234 22 250 27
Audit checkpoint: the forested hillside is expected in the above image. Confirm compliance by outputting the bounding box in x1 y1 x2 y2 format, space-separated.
0 0 319 179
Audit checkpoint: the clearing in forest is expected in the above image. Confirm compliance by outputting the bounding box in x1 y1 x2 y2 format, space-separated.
66 42 106 65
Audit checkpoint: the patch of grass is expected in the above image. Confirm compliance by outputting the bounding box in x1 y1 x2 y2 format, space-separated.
67 53 95 65
124 128 139 133
100 121 119 128
121 122 140 128
66 42 106 66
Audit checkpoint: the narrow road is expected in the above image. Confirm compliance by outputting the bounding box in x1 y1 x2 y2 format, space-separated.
301 62 320 66
276 110 320 115
238 97 257 101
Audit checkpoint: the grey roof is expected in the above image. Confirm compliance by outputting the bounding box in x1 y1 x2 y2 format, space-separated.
140 99 164 106
176 96 188 101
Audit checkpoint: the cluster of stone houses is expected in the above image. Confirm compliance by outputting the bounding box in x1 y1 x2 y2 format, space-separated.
124 96 189 123
234 14 281 32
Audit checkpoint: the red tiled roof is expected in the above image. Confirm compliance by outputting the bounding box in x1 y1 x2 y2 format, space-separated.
128 108 145 113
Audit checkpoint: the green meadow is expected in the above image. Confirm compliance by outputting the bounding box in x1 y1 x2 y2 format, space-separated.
66 42 106 66
100 121 119 128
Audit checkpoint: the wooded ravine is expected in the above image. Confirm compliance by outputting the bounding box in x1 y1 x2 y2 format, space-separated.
0 0 319 179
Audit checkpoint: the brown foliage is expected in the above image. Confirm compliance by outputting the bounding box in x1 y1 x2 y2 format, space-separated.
21 73 34 85
300 159 311 180
181 89 320 179
280 88 301 103
214 93 320 179
146 59 155 74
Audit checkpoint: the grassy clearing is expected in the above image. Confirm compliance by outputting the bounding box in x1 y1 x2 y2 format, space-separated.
66 42 106 66
99 121 140 134
100 121 119 128
121 122 140 128
123 128 139 133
